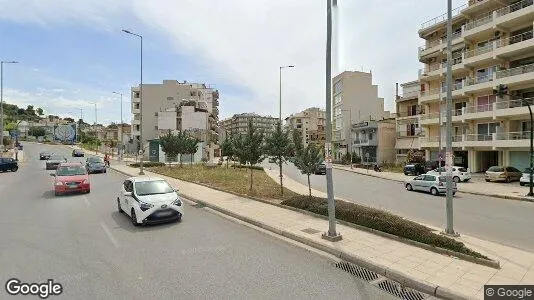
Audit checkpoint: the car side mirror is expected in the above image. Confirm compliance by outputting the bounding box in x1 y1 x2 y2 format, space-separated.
123 191 132 196
50 173 56 177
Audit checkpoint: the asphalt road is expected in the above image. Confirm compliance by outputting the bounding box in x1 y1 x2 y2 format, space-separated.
0 143 397 300
267 161 534 252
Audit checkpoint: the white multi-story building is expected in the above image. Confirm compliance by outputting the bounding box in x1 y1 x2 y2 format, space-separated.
332 71 391 159
418 0 534 172
131 80 219 159
395 81 424 163
219 113 278 140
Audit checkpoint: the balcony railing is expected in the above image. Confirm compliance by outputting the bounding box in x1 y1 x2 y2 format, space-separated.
469 0 489 5
496 63 534 79
465 133 493 141
496 31 533 48
401 90 420 99
495 98 534 109
465 103 494 113
397 131 421 137
465 73 493 86
465 12 493 31
420 88 440 97
496 0 533 17
421 4 467 30
464 43 493 58
496 131 530 140
425 63 441 73
441 81 465 92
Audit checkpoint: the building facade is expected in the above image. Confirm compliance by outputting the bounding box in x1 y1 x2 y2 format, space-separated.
131 80 219 158
332 71 391 159
395 81 424 163
285 107 326 148
418 0 534 172
219 113 278 139
351 118 396 165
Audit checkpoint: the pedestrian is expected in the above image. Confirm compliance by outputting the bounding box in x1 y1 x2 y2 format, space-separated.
104 153 110 167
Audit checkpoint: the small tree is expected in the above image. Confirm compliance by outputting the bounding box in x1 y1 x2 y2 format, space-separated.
264 123 292 197
28 126 46 138
294 143 323 198
174 131 188 167
407 149 425 164
243 120 264 191
185 135 200 166
220 136 234 168
232 134 247 166
159 131 180 166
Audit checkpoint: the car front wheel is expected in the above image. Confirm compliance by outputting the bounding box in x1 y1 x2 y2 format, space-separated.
405 183 413 191
430 187 438 196
11 166 18 172
453 176 460 183
131 209 139 226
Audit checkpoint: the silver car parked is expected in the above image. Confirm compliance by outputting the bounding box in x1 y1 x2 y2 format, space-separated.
405 174 457 196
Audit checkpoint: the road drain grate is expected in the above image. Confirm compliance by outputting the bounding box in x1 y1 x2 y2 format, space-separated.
377 280 425 300
192 202 206 208
335 261 379 282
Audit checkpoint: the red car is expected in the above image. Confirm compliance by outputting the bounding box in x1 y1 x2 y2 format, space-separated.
51 162 91 196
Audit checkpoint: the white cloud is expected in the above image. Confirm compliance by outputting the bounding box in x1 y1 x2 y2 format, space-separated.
1 0 465 118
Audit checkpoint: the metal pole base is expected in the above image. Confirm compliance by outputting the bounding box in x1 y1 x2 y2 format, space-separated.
322 232 342 242
139 170 145 175
440 231 460 238
526 192 534 197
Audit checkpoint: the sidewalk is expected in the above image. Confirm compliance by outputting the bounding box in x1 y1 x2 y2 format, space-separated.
110 163 534 300
333 164 534 202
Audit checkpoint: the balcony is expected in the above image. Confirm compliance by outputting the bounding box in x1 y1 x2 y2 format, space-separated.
419 88 441 103
132 108 140 114
463 12 494 40
132 130 140 136
463 43 496 67
353 138 378 147
495 31 534 59
496 63 534 87
418 30 465 60
463 74 494 94
495 0 534 28
419 4 467 35
495 98 534 118
463 103 494 120
132 119 140 125
464 0 501 15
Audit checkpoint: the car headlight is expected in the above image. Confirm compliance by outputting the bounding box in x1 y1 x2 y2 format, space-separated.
173 199 182 206
81 179 89 185
139 201 153 211
55 181 64 186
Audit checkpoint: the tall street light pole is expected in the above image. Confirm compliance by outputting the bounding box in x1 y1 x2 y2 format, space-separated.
445 0 456 235
113 91 124 160
0 60 19 152
122 29 144 175
279 65 294 197
523 98 534 196
322 0 342 242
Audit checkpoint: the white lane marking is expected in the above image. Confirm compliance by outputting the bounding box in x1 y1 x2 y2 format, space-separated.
83 196 91 206
100 221 120 248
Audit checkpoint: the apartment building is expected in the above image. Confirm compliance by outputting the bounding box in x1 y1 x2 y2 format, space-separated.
418 0 534 172
395 81 424 163
351 118 397 165
285 107 326 148
131 80 219 158
332 71 391 159
219 113 278 140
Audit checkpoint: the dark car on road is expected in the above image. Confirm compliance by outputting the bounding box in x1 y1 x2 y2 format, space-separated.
314 162 326 175
72 149 85 157
39 151 52 160
86 156 107 174
46 154 68 170
403 164 425 176
0 157 18 172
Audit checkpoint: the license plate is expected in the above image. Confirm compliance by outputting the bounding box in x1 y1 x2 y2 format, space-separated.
155 211 172 217
69 185 78 189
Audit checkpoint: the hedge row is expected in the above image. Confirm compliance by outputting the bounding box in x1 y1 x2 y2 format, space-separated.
129 162 166 168
281 196 487 259
234 164 263 170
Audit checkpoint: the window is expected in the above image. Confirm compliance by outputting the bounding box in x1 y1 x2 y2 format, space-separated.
423 175 435 181
334 94 343 105
154 112 159 116
334 80 343 94
334 107 342 116
477 95 496 112
368 132 374 140
477 122 499 140
133 92 140 98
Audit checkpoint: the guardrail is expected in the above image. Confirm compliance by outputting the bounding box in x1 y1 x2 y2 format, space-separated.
495 98 534 109
496 131 530 140
421 4 467 30
465 12 493 31
464 43 493 58
496 63 534 79
496 31 533 48
496 0 533 17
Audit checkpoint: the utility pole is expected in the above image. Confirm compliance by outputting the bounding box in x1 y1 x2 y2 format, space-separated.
279 65 294 197
322 0 342 242
113 91 124 160
0 61 19 152
445 0 456 235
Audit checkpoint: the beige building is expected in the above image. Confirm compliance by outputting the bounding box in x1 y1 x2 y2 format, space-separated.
285 107 326 148
219 113 278 141
395 81 424 163
332 71 391 159
131 80 219 158
418 0 534 172
350 118 396 165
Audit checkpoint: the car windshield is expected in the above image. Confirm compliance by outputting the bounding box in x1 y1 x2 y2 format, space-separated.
134 180 174 196
57 165 86 176
41 152 50 155
458 167 467 172
49 155 64 161
88 157 103 163
487 166 504 172
438 176 447 182
524 168 533 173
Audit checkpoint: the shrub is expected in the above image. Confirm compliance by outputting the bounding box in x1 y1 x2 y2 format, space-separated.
281 196 487 259
129 162 165 168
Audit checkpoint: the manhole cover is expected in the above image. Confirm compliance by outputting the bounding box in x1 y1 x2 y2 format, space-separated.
301 228 321 234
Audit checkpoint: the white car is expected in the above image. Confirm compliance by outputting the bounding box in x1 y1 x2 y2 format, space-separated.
426 166 471 183
118 177 183 226
520 168 533 186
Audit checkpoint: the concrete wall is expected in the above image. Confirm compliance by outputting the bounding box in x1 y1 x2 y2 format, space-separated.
157 111 177 131
377 119 396 164
181 106 208 130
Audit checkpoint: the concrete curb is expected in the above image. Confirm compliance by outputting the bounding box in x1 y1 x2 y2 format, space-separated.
174 192 470 300
109 165 489 300
333 165 534 203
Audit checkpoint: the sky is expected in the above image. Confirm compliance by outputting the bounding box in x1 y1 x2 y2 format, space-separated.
0 0 464 125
